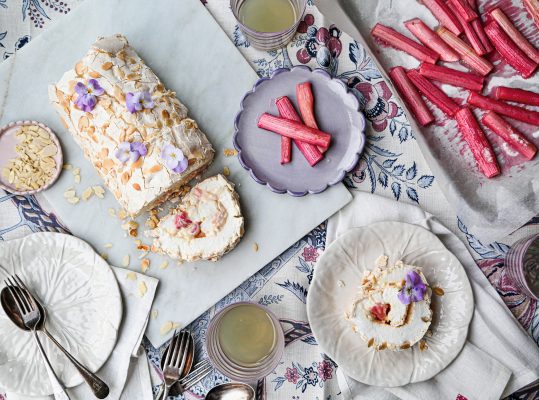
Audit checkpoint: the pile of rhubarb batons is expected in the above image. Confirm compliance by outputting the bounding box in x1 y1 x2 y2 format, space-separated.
371 0 539 178
258 82 330 167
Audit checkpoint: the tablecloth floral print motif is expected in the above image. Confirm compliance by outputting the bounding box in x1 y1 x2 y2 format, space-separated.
1 0 539 399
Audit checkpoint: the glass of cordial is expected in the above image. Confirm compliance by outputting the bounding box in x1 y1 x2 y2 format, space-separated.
230 0 306 50
205 301 285 382
505 233 539 299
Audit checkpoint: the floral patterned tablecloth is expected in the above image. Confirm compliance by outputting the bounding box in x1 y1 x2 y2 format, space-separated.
1 0 539 399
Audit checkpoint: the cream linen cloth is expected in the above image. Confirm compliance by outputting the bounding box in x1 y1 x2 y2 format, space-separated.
327 192 539 400
6 267 157 400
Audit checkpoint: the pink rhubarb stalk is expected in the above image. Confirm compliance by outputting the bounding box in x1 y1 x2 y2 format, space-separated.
468 92 539 125
489 8 539 64
280 136 291 164
419 62 484 91
371 24 439 64
524 0 539 29
482 111 538 160
437 27 493 75
484 21 538 79
493 86 539 107
455 108 501 178
407 69 460 116
276 97 323 166
461 20 488 55
471 19 494 54
448 0 478 21
404 18 460 62
258 113 331 149
296 82 328 153
389 67 434 126
420 0 463 35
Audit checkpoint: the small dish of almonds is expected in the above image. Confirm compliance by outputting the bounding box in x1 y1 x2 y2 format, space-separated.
0 120 63 195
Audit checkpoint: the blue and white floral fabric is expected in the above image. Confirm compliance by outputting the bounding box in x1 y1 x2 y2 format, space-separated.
1 0 539 399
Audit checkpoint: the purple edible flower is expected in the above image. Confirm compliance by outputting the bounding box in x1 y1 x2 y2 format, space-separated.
74 79 104 112
129 141 148 163
397 270 427 305
125 91 154 113
161 144 188 174
115 142 131 164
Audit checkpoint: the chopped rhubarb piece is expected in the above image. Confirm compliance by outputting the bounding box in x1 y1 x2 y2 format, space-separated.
484 21 537 79
275 96 324 166
407 69 460 116
258 114 331 148
448 0 478 21
455 108 501 178
437 27 493 75
419 63 484 91
296 82 328 153
493 86 539 107
280 136 291 164
420 0 463 35
389 67 434 126
371 23 439 63
471 19 494 54
404 18 460 62
468 92 539 125
466 0 477 9
489 8 539 64
370 303 389 322
461 20 487 55
524 0 539 29
482 111 538 160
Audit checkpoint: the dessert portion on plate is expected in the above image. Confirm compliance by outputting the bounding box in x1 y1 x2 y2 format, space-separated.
148 174 244 262
49 34 214 216
348 256 432 351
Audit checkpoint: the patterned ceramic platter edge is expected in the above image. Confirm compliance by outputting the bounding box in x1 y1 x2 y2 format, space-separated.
306 221 474 387
233 65 366 196
0 232 123 396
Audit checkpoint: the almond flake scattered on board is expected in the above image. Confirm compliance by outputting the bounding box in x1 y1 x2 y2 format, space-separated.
122 255 130 267
223 148 238 157
159 321 180 336
223 166 230 176
151 310 158 319
117 209 128 220
82 187 94 201
125 271 137 281
252 242 259 252
141 258 150 273
104 243 113 249
67 197 80 204
62 164 72 170
93 185 105 198
138 281 147 297
158 261 168 270
63 189 76 198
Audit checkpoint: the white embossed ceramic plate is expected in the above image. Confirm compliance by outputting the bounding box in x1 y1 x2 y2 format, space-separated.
307 221 474 387
0 233 122 396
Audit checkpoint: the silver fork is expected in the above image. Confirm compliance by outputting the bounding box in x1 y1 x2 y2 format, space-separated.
5 276 70 400
177 359 213 394
160 330 192 400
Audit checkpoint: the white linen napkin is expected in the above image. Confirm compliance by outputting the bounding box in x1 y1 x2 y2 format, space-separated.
327 191 539 400
6 267 157 400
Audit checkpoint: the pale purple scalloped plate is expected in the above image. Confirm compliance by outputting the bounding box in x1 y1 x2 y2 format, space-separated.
233 66 366 196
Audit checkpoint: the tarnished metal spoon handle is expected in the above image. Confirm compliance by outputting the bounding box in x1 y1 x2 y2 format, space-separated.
44 329 109 399
31 330 71 400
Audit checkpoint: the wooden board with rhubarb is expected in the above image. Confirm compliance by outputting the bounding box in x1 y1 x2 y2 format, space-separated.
368 0 539 179
233 66 365 196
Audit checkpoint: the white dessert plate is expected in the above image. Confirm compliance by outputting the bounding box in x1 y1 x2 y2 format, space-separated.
307 221 474 387
0 233 122 396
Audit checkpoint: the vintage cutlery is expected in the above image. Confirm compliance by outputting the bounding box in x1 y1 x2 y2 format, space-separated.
158 330 194 400
0 274 109 398
2 275 71 400
177 359 213 394
205 382 255 400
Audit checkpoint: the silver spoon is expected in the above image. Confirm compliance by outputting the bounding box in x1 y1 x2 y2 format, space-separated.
205 383 255 400
0 286 110 398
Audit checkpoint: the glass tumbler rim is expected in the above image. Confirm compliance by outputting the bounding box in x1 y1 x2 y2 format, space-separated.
230 0 307 36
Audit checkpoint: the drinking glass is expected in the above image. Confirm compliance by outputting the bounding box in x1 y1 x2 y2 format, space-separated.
505 233 539 299
230 0 307 51
205 301 285 382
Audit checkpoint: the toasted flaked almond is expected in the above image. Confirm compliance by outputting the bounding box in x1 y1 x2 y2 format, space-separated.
138 281 147 297
122 255 130 267
419 340 428 351
103 158 115 172
82 187 93 201
151 310 158 319
104 243 113 249
400 342 411 350
126 271 137 281
352 325 358 333
62 164 72 170
367 338 375 348
132 183 141 191
129 228 138 237
421 316 431 323
88 71 101 79
137 244 150 251
117 209 128 220
223 148 238 157
93 185 105 198
141 258 150 273
67 197 80 204
223 166 230 176
252 242 259 252
432 287 444 296
74 175 81 184
378 342 387 350
134 239 142 246
64 189 76 198
147 164 162 174
75 61 85 76
160 321 174 336
159 261 169 270
101 61 113 70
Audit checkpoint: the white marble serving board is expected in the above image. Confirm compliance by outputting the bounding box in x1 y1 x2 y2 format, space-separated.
0 0 352 346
